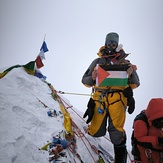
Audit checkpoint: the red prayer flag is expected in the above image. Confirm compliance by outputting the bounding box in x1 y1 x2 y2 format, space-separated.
35 55 44 69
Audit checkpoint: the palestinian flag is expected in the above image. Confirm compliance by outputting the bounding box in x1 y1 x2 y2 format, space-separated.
96 64 129 87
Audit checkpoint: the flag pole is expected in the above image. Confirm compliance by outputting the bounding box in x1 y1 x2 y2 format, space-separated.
35 34 46 62
35 34 47 69
37 34 46 56
43 34 46 42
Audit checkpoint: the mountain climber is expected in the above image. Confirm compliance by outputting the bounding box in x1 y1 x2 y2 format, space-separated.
82 32 140 163
132 98 163 163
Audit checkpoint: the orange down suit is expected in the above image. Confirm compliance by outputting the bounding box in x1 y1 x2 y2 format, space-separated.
134 98 163 163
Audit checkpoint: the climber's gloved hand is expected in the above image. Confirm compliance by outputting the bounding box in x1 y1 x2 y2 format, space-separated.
83 98 95 124
127 97 135 114
158 137 163 146
123 86 135 114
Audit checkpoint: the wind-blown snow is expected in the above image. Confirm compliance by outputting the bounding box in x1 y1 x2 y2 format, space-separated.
0 67 133 163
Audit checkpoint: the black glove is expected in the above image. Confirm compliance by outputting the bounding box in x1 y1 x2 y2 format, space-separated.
123 87 135 114
158 137 163 145
83 98 95 124
127 97 135 114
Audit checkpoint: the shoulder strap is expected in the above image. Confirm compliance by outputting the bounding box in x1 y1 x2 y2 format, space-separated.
134 110 149 128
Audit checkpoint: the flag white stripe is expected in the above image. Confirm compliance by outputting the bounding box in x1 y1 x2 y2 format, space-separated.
107 71 128 78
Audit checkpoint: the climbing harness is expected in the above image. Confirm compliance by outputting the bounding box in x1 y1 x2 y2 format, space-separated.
94 88 125 113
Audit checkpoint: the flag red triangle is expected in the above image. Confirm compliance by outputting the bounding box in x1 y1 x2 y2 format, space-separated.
35 55 44 69
97 65 110 85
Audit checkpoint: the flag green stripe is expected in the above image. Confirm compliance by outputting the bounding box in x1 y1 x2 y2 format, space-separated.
99 78 128 86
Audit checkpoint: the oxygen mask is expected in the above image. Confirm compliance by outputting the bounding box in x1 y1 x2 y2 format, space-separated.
102 41 118 56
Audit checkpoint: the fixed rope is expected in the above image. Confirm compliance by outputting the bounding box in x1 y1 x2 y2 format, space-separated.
48 86 137 163
51 88 96 162
58 90 91 96
57 89 137 163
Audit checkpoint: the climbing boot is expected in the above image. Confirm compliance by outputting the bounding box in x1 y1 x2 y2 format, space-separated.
114 145 127 163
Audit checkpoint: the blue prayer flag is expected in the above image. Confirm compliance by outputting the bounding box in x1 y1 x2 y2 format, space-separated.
40 41 49 53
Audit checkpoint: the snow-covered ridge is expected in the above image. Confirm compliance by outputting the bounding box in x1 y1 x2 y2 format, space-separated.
0 67 132 163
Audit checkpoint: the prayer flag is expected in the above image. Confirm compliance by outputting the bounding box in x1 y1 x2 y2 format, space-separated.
40 41 49 53
35 55 44 69
23 61 35 75
39 41 49 60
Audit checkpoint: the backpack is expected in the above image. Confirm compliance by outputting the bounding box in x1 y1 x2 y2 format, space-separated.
131 110 149 160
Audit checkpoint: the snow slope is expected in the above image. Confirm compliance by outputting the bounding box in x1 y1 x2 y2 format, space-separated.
0 67 133 163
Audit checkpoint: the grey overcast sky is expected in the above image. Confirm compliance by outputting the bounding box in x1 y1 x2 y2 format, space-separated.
0 0 163 149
